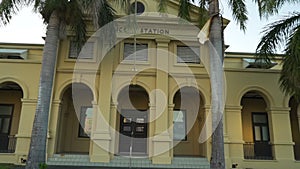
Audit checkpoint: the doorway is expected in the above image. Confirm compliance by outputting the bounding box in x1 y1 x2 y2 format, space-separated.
0 105 14 152
119 110 148 155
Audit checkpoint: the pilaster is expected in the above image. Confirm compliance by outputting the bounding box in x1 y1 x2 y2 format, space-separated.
14 99 37 164
47 100 62 157
224 105 244 167
152 38 172 164
267 107 294 160
90 50 114 162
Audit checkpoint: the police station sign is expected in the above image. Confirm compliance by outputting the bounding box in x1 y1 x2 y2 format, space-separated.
117 26 170 35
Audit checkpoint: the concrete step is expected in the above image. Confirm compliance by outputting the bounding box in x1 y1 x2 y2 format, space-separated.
47 154 210 169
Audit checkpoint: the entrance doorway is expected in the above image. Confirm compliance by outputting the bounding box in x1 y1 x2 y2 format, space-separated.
0 82 23 153
117 85 149 156
56 83 93 154
119 110 148 155
0 105 14 152
252 113 272 158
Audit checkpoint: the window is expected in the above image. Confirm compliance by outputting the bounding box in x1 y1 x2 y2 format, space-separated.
123 43 148 61
78 106 93 138
130 1 145 15
0 49 28 60
0 105 13 134
173 110 187 141
69 41 94 59
252 113 270 142
177 46 200 64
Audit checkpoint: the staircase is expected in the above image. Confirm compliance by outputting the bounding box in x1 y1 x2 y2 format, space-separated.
47 154 210 169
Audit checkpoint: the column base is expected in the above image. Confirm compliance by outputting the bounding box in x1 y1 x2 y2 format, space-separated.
152 154 172 164
90 154 110 163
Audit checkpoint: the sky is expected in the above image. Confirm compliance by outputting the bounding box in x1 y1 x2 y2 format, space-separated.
0 1 298 53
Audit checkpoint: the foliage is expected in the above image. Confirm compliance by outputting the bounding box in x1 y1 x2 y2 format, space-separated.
0 164 14 169
39 163 47 169
256 12 300 100
158 0 290 30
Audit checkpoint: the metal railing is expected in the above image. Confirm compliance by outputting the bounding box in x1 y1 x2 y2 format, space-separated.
0 135 16 153
243 142 273 160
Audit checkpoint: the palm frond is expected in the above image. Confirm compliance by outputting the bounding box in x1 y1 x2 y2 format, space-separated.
254 0 300 18
97 0 115 28
67 0 86 52
112 0 130 14
228 0 248 31
280 27 300 101
254 0 277 18
158 0 168 13
82 0 115 29
197 0 209 28
255 12 300 62
37 0 68 23
0 0 27 25
178 0 191 21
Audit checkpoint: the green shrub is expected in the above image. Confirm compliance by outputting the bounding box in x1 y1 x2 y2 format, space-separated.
39 163 47 169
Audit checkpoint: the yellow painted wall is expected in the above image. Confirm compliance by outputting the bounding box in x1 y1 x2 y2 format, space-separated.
0 1 299 168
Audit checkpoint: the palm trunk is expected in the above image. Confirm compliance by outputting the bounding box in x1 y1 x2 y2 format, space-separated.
26 10 60 169
208 0 225 169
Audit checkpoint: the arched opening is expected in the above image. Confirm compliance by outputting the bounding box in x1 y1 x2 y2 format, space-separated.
241 91 273 160
289 97 300 160
117 85 149 156
173 86 205 157
0 82 23 153
56 83 93 154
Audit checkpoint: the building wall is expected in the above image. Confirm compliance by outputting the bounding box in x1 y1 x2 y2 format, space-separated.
0 1 299 168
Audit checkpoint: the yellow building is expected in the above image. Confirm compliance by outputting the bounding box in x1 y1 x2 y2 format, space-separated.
0 1 299 169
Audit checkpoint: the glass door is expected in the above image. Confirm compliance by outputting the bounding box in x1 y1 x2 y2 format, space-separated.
252 113 272 159
0 105 13 152
119 110 148 156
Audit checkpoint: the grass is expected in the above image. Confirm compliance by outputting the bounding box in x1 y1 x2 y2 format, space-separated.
0 164 14 169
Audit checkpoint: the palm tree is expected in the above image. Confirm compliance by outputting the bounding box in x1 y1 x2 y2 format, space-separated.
1 0 115 168
256 11 300 101
158 0 290 168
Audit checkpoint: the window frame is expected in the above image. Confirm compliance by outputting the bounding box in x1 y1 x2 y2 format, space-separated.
122 41 149 63
176 45 200 64
252 112 270 142
66 38 97 61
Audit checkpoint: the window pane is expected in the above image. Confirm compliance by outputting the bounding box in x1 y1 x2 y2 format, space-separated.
136 118 145 123
69 41 79 59
0 105 13 116
254 126 261 141
1 118 10 134
173 110 186 141
253 114 267 123
123 126 131 132
262 126 269 141
78 107 93 137
79 42 94 59
136 126 144 132
69 41 94 59
177 46 200 64
124 43 148 61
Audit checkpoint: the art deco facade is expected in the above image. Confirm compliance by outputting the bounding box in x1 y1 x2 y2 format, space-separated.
0 1 299 169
